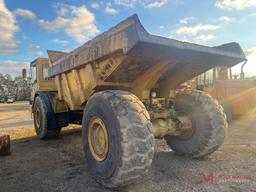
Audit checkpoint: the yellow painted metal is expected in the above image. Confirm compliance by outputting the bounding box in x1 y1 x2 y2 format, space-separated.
209 67 256 115
55 75 63 100
31 58 57 91
31 58 69 113
51 55 142 110
30 58 57 102
53 63 96 110
50 55 179 110
212 80 256 115
88 116 109 161
132 61 169 100
52 98 69 113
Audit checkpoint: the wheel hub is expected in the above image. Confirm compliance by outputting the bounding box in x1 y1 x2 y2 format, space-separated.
88 116 109 161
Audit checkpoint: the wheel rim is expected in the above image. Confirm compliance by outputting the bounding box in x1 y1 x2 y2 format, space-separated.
88 116 109 161
35 108 41 128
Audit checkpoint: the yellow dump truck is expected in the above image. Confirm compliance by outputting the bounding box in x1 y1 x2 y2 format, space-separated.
30 15 246 187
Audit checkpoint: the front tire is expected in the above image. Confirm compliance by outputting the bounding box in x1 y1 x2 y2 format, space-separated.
165 90 227 158
33 93 60 139
82 90 154 188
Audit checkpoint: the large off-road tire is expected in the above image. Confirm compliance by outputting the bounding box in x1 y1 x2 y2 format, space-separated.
165 89 227 158
82 90 154 188
33 93 60 139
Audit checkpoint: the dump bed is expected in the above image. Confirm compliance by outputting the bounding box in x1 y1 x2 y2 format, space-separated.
48 14 246 88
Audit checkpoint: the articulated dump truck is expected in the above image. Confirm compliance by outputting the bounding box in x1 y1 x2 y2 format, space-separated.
30 14 246 187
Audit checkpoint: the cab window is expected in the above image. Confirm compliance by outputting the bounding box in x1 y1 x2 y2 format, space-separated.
42 64 51 80
31 66 37 83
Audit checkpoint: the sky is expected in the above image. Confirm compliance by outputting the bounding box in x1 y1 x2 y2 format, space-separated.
0 0 256 77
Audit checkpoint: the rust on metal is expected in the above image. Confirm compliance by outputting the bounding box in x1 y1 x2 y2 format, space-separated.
0 135 11 156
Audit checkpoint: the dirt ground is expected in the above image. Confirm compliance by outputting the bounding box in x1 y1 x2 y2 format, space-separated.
0 101 256 192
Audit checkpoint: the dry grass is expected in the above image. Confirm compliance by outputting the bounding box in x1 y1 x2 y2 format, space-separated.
0 110 31 121
0 125 36 140
0 101 81 140
0 101 34 140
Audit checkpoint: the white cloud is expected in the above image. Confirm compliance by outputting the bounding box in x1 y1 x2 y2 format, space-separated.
91 2 100 9
39 3 99 43
194 34 217 42
113 0 137 7
0 60 29 76
113 0 169 8
145 0 169 8
215 0 256 10
104 3 119 14
53 39 69 46
179 17 194 24
14 8 36 20
174 34 217 44
11 3 99 43
176 24 220 35
218 16 233 22
0 0 19 55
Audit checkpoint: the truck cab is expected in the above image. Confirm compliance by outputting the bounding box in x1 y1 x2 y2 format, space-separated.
30 58 57 103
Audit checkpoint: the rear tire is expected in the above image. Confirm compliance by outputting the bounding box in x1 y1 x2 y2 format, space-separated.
33 93 60 139
165 90 227 158
82 90 154 188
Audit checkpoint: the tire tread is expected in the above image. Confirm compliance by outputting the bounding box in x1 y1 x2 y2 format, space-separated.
91 90 154 187
166 89 227 158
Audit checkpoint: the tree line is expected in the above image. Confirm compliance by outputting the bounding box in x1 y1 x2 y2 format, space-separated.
0 73 31 101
